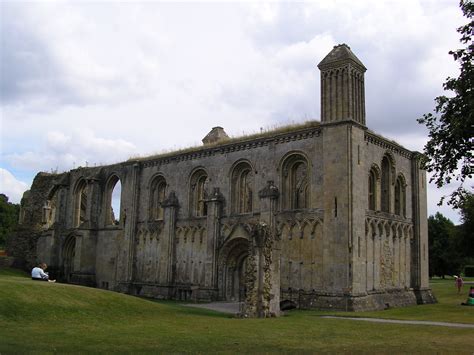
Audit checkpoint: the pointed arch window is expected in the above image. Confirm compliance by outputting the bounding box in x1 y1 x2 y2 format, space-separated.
105 175 122 225
381 155 392 213
150 176 167 220
190 169 208 217
231 162 254 214
282 154 310 210
73 179 88 227
368 168 378 210
395 175 406 217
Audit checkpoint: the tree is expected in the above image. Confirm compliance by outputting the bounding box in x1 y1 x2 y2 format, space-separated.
457 192 474 258
428 212 461 277
0 194 20 248
417 0 473 208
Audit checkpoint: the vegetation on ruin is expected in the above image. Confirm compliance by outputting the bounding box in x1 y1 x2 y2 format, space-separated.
129 120 320 162
0 267 472 353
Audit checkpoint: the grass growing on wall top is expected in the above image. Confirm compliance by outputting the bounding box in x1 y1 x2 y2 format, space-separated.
128 120 320 162
0 268 473 353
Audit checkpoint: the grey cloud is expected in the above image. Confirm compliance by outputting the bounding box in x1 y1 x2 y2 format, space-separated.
0 3 80 107
243 2 450 138
246 3 334 48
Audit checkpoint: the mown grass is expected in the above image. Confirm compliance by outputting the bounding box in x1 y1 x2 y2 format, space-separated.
0 267 473 354
317 276 474 324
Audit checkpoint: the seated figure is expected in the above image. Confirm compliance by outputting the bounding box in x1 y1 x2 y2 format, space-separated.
31 263 56 283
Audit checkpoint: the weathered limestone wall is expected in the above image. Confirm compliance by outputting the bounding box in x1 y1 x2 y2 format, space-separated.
349 124 368 296
14 44 434 312
321 123 350 294
8 173 58 270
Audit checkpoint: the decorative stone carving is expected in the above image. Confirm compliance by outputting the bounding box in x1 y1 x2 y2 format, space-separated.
258 180 279 199
242 222 275 318
161 191 179 208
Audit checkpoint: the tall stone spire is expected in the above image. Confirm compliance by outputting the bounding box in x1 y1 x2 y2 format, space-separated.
318 44 367 126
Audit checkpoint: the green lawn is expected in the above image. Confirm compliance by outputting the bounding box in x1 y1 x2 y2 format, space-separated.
1 268 473 353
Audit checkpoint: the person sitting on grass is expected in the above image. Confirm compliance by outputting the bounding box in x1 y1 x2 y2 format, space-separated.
461 286 474 306
31 263 56 282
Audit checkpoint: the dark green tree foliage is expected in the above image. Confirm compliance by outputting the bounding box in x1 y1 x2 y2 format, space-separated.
418 0 474 208
458 193 474 258
428 212 461 277
0 194 20 248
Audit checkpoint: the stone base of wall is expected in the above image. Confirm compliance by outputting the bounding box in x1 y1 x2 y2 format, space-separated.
126 282 219 302
414 288 437 305
0 256 15 268
281 288 431 311
70 273 96 287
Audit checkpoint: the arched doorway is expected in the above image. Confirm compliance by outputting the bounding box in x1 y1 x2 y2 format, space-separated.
63 235 76 283
219 237 249 301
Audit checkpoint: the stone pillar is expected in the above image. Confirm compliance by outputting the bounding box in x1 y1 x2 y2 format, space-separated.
124 163 141 285
87 178 101 229
240 181 280 317
410 154 436 304
405 232 411 289
373 232 380 290
204 188 223 293
160 191 179 294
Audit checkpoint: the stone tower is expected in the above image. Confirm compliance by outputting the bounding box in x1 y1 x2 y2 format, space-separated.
318 44 367 125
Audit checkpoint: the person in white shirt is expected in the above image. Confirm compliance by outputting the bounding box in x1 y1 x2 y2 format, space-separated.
31 263 56 282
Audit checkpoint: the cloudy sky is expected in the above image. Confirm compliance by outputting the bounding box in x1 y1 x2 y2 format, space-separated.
0 0 469 223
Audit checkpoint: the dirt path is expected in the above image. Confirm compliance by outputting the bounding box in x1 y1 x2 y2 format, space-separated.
321 316 474 328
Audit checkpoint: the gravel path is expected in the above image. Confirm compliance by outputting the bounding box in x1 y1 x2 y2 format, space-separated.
321 316 474 328
184 303 474 329
184 302 242 314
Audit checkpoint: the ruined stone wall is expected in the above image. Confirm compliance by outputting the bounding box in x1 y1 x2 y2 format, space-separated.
22 122 431 310
7 173 58 270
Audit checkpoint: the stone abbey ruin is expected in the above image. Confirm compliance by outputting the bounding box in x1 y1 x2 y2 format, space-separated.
15 44 435 316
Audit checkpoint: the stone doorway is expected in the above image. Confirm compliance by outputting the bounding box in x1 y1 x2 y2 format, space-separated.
219 237 249 302
62 235 76 282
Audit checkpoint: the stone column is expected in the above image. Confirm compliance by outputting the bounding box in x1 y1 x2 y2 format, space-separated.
160 191 179 295
373 231 380 290
86 178 101 229
124 163 141 285
204 188 223 293
250 181 281 317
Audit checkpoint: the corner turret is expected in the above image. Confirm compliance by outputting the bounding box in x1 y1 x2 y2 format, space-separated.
318 44 367 126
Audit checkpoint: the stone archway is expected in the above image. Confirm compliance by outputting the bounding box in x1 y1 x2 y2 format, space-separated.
62 235 76 283
218 237 249 301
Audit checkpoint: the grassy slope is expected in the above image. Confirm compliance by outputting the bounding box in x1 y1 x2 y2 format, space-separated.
0 268 473 353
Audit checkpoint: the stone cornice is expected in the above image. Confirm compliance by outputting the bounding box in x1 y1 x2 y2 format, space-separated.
365 131 415 159
141 126 321 168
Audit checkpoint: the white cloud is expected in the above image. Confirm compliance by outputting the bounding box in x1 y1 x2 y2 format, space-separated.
0 168 29 203
0 0 471 222
6 130 137 172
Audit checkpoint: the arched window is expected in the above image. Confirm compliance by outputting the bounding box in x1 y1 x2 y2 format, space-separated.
281 154 310 210
105 175 122 225
73 179 88 227
395 175 406 217
368 167 378 211
381 155 392 213
190 169 208 217
231 162 254 214
42 187 58 227
150 176 167 220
